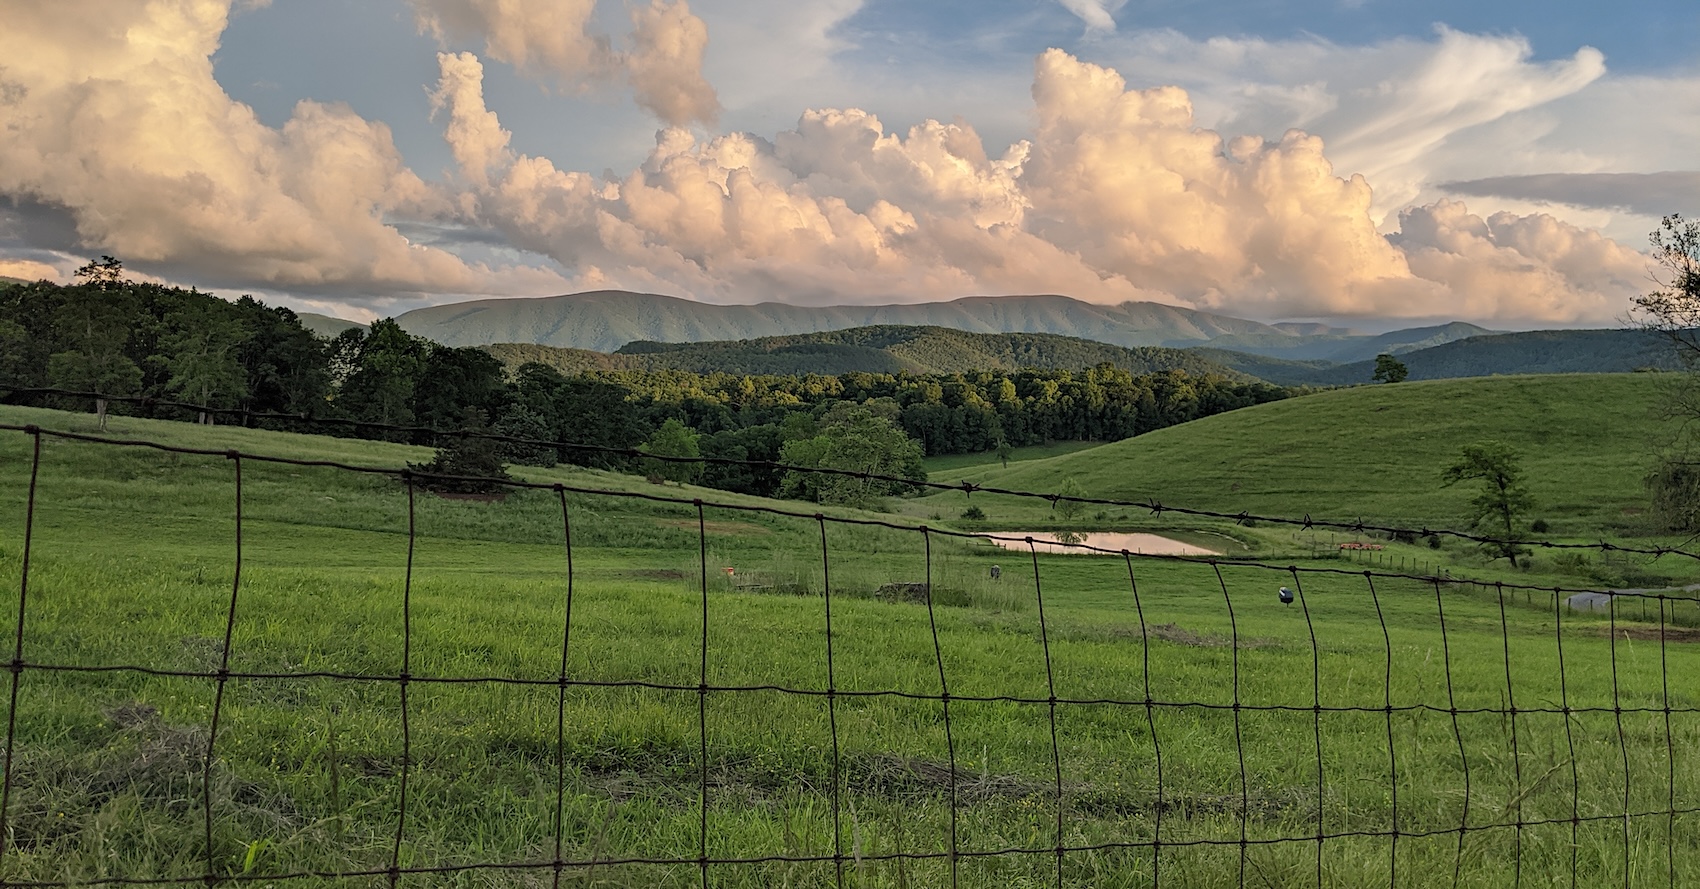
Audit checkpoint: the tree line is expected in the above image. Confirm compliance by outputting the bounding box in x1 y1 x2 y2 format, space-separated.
0 262 1297 505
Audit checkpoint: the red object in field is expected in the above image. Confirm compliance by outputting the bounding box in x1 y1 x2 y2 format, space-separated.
722 567 735 577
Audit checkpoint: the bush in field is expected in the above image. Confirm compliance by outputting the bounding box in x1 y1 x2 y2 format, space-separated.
409 409 511 495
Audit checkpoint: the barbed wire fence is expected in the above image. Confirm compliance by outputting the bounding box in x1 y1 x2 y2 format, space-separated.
0 409 1692 885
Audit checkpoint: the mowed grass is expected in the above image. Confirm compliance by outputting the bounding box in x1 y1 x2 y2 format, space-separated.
0 405 1697 887
923 441 1107 476
920 374 1669 536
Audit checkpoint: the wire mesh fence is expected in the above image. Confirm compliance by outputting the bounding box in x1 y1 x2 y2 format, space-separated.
0 417 1695 886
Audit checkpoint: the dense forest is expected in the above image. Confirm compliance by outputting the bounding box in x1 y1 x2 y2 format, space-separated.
484 325 1247 377
0 264 1297 502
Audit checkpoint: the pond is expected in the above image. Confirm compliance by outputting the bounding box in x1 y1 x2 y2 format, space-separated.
980 531 1220 556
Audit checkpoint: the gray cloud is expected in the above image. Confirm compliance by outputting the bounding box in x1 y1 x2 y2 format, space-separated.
1440 171 1700 217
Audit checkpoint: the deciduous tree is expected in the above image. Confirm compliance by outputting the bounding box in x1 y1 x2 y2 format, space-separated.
1441 441 1534 567
1373 353 1408 383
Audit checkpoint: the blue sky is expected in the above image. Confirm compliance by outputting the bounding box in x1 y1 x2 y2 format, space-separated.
1 0 1696 326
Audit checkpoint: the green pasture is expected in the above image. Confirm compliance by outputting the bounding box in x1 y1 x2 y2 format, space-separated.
0 404 1696 887
922 374 1665 532
923 441 1107 476
915 374 1700 588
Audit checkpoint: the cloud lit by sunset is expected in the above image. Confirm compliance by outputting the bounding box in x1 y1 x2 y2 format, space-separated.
0 0 1694 326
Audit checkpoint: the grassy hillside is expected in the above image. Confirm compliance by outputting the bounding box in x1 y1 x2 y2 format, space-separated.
486 326 1249 378
923 374 1671 537
2 403 1695 884
1203 329 1677 386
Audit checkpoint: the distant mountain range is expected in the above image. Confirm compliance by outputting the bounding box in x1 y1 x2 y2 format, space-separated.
292 289 1678 385
487 326 1251 378
305 290 1494 361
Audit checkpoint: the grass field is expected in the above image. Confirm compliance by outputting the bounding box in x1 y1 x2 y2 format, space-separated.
0 399 1697 887
923 441 1107 476
914 374 1700 588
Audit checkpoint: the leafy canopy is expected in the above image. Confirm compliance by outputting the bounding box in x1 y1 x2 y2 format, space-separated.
1441 440 1534 566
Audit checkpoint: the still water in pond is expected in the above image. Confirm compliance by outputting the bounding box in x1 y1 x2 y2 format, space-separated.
983 532 1219 556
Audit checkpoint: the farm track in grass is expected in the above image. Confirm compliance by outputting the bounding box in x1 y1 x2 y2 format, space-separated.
0 404 1697 886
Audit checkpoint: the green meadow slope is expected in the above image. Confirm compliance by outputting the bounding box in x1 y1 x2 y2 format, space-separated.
925 374 1668 535
1 402 1697 884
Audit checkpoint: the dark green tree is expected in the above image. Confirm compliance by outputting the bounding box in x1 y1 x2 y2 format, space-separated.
1441 441 1534 566
72 256 126 290
492 404 558 468
48 286 141 430
1373 353 1409 384
233 299 330 416
409 408 511 495
161 301 250 423
337 320 429 429
779 405 925 507
641 418 702 484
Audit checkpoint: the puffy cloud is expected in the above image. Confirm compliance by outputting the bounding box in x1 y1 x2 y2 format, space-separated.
1085 27 1607 222
0 0 565 300
408 0 613 85
428 52 514 188
626 1 719 127
0 2 1652 326
432 47 1644 323
408 0 719 127
1391 201 1647 323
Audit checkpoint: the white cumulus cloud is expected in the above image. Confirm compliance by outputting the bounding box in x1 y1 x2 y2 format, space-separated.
408 0 720 127
0 0 566 302
433 47 1644 324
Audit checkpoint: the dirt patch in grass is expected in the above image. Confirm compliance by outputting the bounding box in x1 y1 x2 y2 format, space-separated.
1598 625 1700 644
655 519 772 536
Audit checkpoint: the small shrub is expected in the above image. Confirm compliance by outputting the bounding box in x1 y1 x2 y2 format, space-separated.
409 410 510 495
1530 519 1550 534
960 505 986 521
1426 534 1442 550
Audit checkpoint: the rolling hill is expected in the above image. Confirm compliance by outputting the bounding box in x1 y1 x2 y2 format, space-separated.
922 373 1670 535
294 310 364 338
1199 328 1678 385
388 290 1490 356
1201 321 1499 363
487 325 1251 377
